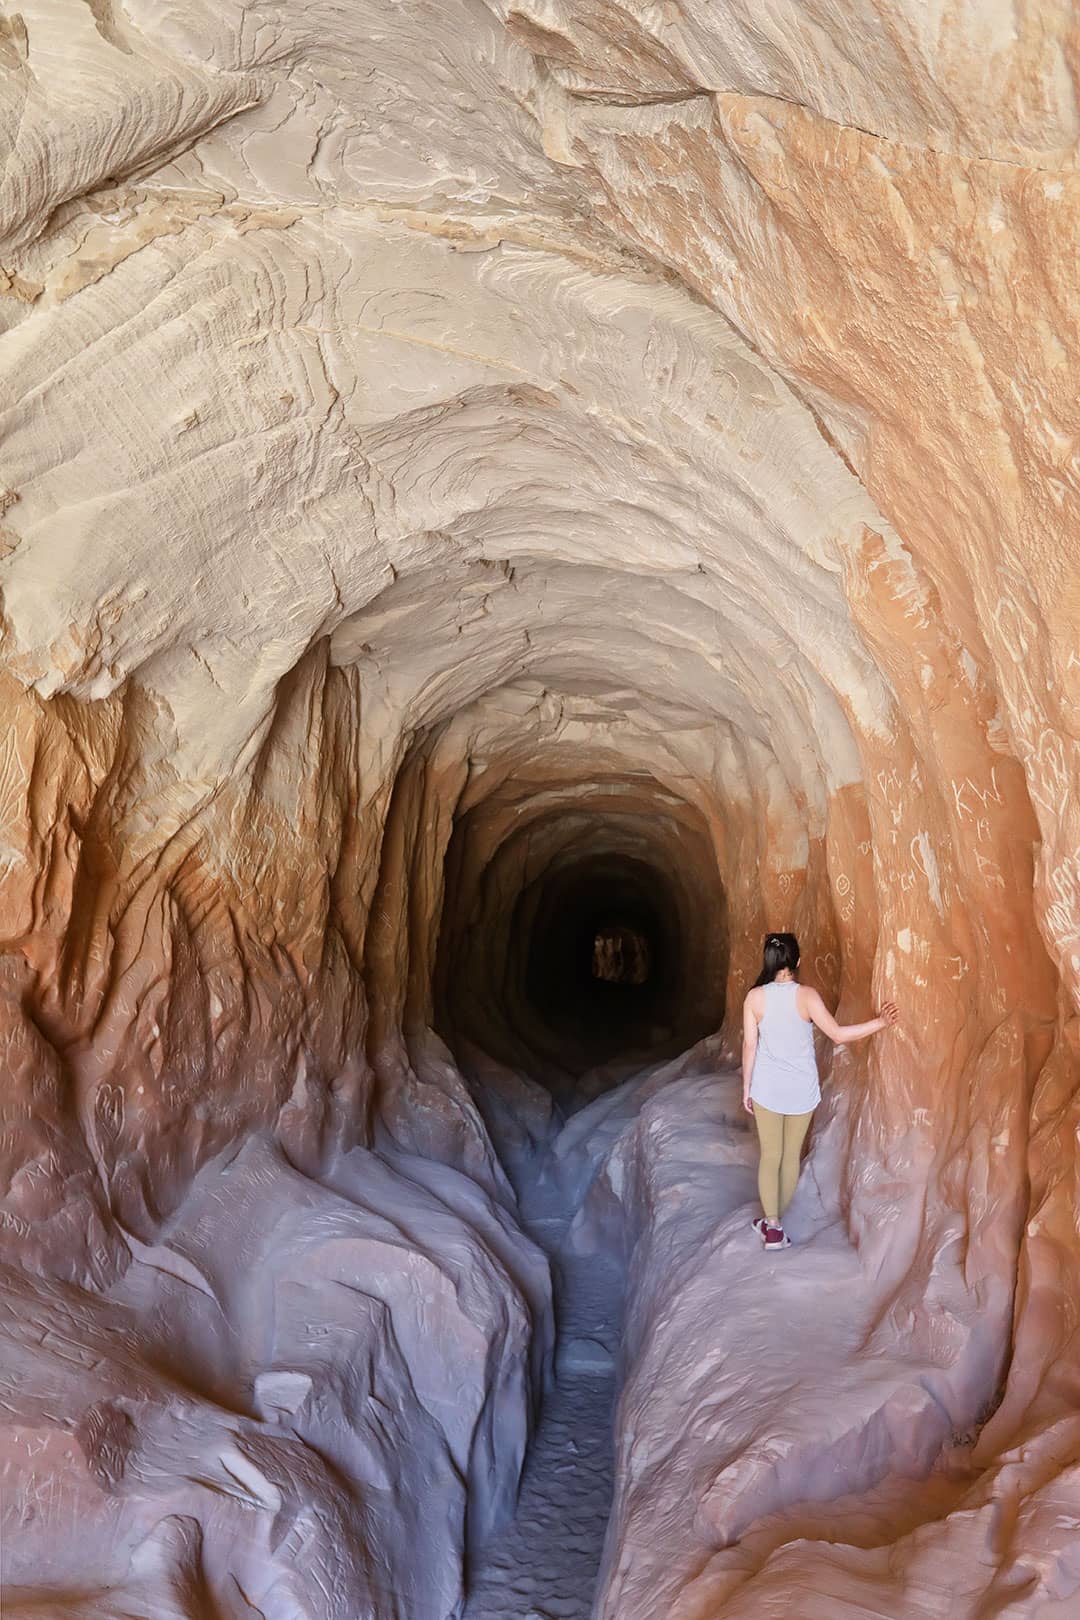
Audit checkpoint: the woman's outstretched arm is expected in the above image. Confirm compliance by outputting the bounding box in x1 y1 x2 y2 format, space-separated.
801 986 898 1044
741 994 758 1114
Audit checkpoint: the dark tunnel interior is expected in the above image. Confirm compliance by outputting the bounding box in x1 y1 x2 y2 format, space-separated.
522 854 677 1075
433 777 731 1100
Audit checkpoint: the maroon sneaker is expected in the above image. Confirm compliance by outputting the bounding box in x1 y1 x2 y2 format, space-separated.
763 1224 791 1250
751 1216 768 1240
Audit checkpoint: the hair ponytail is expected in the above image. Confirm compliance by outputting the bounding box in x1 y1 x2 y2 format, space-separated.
753 931 800 987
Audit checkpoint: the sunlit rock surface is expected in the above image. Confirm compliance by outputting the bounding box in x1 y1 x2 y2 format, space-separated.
0 1 1077 1615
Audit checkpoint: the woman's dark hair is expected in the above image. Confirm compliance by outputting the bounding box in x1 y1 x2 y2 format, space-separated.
753 932 800 987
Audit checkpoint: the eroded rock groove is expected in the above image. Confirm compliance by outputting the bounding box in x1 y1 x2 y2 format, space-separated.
461 1142 622 1620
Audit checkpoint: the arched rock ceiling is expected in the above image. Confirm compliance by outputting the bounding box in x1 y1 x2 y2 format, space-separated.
2 7 1075 784
3 220 888 775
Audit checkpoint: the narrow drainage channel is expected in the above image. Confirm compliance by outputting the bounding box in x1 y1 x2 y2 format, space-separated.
463 1162 624 1620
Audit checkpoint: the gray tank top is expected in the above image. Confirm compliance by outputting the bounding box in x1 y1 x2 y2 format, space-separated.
749 981 821 1114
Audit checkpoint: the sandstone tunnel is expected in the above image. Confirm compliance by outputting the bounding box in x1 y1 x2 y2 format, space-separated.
0 5 1078 1619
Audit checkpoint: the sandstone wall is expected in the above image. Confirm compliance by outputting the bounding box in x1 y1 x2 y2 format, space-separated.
0 2 1077 1614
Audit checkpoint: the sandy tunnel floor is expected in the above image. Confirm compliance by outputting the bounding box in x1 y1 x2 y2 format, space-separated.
463 1149 623 1620
462 1058 764 1620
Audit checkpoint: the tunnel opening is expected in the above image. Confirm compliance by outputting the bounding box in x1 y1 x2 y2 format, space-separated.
591 924 650 985
521 851 679 1078
432 755 732 1101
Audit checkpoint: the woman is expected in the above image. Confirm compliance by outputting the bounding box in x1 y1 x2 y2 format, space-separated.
742 932 898 1251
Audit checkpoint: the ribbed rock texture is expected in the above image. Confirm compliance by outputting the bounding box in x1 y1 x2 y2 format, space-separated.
0 2 1077 1616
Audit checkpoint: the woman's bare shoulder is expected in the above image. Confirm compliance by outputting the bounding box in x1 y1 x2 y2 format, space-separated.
796 983 824 1017
744 984 765 1013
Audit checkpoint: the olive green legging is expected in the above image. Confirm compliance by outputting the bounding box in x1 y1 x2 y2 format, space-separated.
753 1103 814 1225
